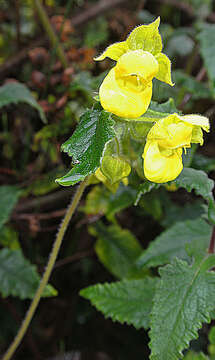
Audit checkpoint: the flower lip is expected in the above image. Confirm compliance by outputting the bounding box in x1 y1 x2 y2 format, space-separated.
115 50 159 83
99 67 153 118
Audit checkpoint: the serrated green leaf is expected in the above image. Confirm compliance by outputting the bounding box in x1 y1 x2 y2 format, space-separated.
137 168 214 204
149 98 179 114
136 180 161 202
80 277 158 329
137 218 212 268
173 168 214 201
0 186 22 230
150 255 215 360
91 222 144 279
197 23 215 94
0 82 46 123
0 248 57 299
56 110 115 186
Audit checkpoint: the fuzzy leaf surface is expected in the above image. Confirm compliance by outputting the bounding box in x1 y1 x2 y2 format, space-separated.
56 110 115 186
0 248 57 299
91 222 144 279
150 255 215 360
0 82 46 122
174 168 214 201
137 218 212 268
80 277 158 329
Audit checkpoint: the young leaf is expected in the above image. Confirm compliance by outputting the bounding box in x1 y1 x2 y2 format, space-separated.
56 109 115 186
0 186 22 231
173 167 214 201
0 82 46 123
150 255 215 360
137 218 212 268
0 248 57 299
91 222 144 279
80 277 158 329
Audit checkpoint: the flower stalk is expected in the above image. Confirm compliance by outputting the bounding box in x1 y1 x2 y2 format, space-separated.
3 177 89 360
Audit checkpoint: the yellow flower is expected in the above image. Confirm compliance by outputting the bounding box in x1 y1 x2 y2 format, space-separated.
142 113 209 183
95 17 174 118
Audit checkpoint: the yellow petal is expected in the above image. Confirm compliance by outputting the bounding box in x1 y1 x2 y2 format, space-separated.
179 114 210 132
99 67 152 118
101 155 131 184
147 114 193 149
191 127 204 145
143 141 183 183
94 41 129 61
115 50 159 82
154 52 174 86
126 17 162 55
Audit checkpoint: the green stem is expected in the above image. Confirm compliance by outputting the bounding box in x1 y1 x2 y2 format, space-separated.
32 0 68 69
3 178 88 360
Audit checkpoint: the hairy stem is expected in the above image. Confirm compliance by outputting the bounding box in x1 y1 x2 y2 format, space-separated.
32 0 68 69
3 178 88 360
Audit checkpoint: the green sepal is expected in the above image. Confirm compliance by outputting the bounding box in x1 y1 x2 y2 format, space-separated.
101 155 131 184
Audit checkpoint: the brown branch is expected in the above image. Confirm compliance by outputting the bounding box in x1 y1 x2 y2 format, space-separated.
15 189 73 213
71 0 131 27
13 208 66 221
0 0 130 79
54 249 94 269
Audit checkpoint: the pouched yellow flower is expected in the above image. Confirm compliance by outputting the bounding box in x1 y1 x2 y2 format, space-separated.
95 17 174 118
142 113 209 183
143 141 183 183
